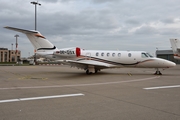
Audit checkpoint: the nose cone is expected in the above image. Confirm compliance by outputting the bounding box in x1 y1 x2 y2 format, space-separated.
166 61 176 68
155 58 176 68
160 59 176 68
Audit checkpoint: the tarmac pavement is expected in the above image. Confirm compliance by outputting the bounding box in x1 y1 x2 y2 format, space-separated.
0 65 179 120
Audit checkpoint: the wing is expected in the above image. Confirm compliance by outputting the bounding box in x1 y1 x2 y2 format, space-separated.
57 59 113 70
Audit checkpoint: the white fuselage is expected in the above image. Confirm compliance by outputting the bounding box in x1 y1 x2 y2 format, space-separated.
37 48 176 69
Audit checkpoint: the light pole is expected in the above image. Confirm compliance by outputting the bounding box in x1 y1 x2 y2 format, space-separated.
11 43 13 50
31 1 41 64
14 34 19 62
30 1 41 30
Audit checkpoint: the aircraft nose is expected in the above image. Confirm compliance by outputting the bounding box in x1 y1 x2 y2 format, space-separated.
166 61 176 68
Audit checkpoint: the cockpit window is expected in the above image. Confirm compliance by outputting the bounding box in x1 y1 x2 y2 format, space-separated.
146 53 153 57
141 53 148 58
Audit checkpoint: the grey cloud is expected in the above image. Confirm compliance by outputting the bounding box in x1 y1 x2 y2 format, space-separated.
41 0 84 3
39 0 59 3
125 19 140 25
37 8 119 36
159 28 180 36
2 0 180 57
160 18 175 24
91 0 121 4
134 26 159 35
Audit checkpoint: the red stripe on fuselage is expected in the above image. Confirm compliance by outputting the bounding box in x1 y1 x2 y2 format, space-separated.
76 47 81 57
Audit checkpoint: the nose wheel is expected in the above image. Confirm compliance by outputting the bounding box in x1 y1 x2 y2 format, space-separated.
154 68 162 75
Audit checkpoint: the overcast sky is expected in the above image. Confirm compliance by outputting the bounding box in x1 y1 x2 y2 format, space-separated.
1 0 180 57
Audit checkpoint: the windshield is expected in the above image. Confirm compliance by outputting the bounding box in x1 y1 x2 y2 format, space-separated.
146 53 153 58
141 53 148 58
141 53 154 58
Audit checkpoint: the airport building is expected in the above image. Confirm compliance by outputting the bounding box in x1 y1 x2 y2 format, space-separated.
0 48 21 62
156 50 180 64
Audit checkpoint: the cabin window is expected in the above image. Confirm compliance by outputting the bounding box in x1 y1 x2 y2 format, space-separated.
107 53 110 57
128 53 131 57
101 53 104 56
118 53 121 57
96 52 99 56
112 53 115 57
141 53 148 58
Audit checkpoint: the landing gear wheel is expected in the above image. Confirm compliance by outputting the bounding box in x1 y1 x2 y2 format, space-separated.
86 70 92 75
154 69 162 75
86 70 89 74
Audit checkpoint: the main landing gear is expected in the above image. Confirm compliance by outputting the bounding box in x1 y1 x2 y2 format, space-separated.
86 70 92 75
85 68 99 75
154 68 162 75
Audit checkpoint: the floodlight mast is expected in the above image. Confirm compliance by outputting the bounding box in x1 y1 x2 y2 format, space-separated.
30 1 41 64
30 1 41 30
14 34 19 62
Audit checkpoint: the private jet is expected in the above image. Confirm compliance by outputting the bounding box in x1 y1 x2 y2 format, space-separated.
4 26 176 75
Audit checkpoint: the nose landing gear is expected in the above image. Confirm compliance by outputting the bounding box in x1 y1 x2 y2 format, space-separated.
154 68 162 75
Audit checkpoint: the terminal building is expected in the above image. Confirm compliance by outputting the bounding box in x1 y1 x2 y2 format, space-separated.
156 50 180 64
0 48 21 62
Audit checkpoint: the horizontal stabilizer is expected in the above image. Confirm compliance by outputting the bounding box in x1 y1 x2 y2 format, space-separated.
4 26 38 34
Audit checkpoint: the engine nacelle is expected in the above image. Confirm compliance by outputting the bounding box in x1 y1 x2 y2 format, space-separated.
53 47 81 57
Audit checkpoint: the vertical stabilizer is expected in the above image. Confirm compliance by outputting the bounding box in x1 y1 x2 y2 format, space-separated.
4 26 58 52
170 39 180 60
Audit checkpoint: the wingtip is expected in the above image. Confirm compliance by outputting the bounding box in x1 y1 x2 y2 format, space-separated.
4 26 12 29
4 26 9 28
3 26 38 34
